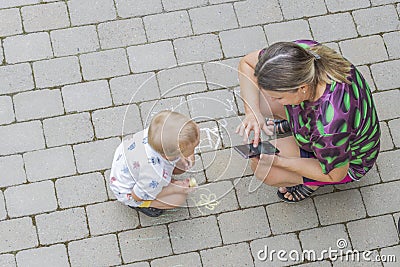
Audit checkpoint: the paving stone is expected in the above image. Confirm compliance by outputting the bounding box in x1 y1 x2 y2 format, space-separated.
80 48 130 80
139 207 190 227
219 26 267 58
68 0 116 26
110 72 160 104
3 32 52 64
86 201 139 235
24 146 75 182
250 233 303 266
296 261 332 267
98 18 147 49
361 181 400 216
0 121 45 156
264 20 312 44
43 113 94 147
333 250 382 267
0 63 34 95
353 6 400 36
384 31 400 59
13 89 64 121
347 215 399 251
309 13 357 43
115 0 163 18
33 56 82 88
314 189 366 225
0 254 15 267
68 234 121 267
189 4 238 34
73 137 120 173
356 65 376 92
119 225 172 262
0 218 37 253
0 155 26 187
380 245 400 267
0 191 6 220
62 80 112 112
162 0 207 11
201 148 252 181
0 96 14 125
373 90 400 121
334 164 381 190
4 180 57 217
376 150 400 182
0 0 39 8
157 64 206 98
201 243 254 267
21 2 69 32
0 43 3 65
127 41 177 73
104 169 117 200
55 172 108 208
234 0 282 27
203 58 240 90
196 120 223 153
16 244 69 267
187 89 238 119
92 105 142 138
151 252 201 267
209 0 237 2
280 0 327 20
169 216 222 253
0 8 23 36
340 36 388 66
380 121 394 151
325 0 370 12
371 60 400 91
218 207 270 244
143 11 192 42
174 34 222 64
388 118 400 148
218 115 250 148
119 263 149 267
371 0 398 4
266 198 319 234
50 26 100 57
35 207 88 244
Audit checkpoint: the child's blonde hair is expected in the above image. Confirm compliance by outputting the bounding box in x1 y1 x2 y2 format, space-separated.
148 110 199 157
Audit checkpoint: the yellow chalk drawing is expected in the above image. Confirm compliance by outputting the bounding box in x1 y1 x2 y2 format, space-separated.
191 188 220 215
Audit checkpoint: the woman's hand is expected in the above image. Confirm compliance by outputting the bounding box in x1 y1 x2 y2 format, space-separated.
236 112 272 147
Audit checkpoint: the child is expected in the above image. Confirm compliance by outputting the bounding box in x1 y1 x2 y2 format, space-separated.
110 110 200 217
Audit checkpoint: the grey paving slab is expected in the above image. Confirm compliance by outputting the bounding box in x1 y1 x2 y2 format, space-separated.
189 4 238 34
0 96 14 125
151 252 202 267
62 80 112 112
380 245 400 267
55 172 108 208
266 198 319 234
162 0 207 11
280 0 327 20
3 32 53 64
0 254 15 267
119 225 172 262
43 112 94 147
0 217 38 253
0 155 26 187
80 48 130 80
0 191 6 220
196 120 223 153
0 8 23 37
0 0 39 8
234 0 282 27
373 90 400 121
201 243 254 267
384 31 400 60
68 234 122 267
73 137 120 173
333 250 383 267
139 207 190 227
86 201 139 235
114 0 163 18
33 56 82 88
103 169 117 200
98 18 147 49
127 41 177 73
372 0 399 4
13 89 64 121
35 207 89 244
361 181 400 216
388 118 400 148
92 105 142 139
203 58 240 90
21 2 69 32
50 25 100 57
218 207 271 244
376 150 400 182
174 34 223 64
67 0 116 26
264 20 312 44
16 244 69 267
23 146 76 182
120 263 149 267
218 115 251 147
380 122 395 151
0 63 34 95
309 13 358 43
334 164 381 190
347 215 399 251
296 261 332 267
0 121 45 156
169 215 222 253
325 0 370 12
371 60 400 91
219 26 267 58
353 6 400 36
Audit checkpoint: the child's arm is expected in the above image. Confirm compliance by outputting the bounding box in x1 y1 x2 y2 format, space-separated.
173 154 195 174
131 178 192 201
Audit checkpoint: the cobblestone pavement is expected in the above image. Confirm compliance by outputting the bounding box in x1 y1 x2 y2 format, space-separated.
0 0 399 266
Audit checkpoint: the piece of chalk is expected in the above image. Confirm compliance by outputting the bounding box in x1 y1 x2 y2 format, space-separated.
189 178 198 187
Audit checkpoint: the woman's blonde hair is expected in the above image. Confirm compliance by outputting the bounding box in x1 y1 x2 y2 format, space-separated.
254 42 352 98
148 110 199 157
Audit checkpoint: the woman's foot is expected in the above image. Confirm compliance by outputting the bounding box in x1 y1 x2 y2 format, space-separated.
277 185 319 203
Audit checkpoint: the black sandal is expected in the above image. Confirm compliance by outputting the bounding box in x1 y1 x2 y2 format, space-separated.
131 207 164 217
277 184 317 203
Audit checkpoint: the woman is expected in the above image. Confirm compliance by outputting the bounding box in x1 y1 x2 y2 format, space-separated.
236 40 380 203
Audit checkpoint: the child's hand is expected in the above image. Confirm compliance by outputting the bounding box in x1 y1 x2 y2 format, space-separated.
171 178 194 194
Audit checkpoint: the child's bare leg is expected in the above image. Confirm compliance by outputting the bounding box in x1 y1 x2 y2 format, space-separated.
149 194 188 209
